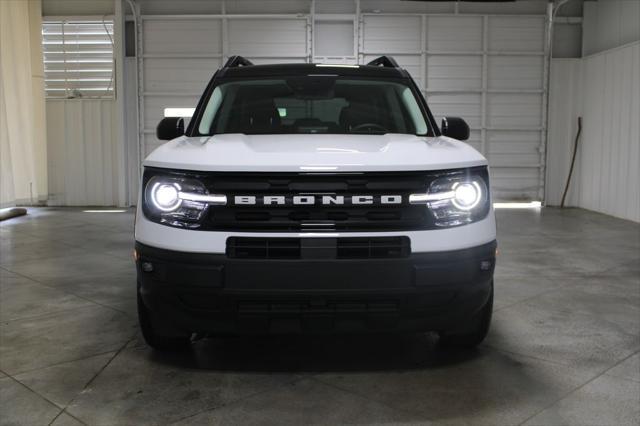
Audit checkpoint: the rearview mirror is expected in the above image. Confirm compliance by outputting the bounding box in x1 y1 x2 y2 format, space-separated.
157 117 185 140
441 117 470 141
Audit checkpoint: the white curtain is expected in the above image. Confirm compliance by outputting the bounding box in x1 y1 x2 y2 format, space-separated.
0 0 47 208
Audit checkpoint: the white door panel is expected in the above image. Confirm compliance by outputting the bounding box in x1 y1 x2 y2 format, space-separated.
362 13 546 200
137 15 310 172
142 20 223 55
133 12 546 201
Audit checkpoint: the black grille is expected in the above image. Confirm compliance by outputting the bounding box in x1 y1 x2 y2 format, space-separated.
143 167 489 232
227 237 411 259
208 171 433 232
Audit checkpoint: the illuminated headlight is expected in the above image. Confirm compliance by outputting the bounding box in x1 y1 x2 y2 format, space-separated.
143 175 226 228
410 170 490 227
150 182 181 212
452 181 482 210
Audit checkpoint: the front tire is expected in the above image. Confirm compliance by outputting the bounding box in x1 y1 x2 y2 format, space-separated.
137 291 191 351
438 282 493 349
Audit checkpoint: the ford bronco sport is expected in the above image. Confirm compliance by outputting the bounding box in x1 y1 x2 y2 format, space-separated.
135 55 497 351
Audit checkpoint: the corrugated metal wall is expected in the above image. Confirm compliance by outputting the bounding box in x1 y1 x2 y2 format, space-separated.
132 12 548 202
360 14 547 201
138 15 309 159
576 42 640 222
46 99 121 205
547 42 639 222
45 0 593 207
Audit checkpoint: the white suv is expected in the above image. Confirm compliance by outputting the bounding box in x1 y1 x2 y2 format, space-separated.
135 56 497 351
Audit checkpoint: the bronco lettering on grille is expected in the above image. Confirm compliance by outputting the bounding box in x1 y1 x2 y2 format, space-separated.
234 195 402 206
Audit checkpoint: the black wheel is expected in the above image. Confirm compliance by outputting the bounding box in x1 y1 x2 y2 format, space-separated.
438 283 493 349
137 291 191 351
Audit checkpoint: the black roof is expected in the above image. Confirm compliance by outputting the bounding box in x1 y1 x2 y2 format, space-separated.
216 56 410 79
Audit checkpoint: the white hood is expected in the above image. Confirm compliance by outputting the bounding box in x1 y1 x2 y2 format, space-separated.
143 133 487 172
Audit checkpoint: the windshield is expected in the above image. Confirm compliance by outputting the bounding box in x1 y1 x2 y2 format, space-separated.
195 77 429 136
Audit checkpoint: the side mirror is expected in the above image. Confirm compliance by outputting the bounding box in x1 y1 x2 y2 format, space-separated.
441 117 470 141
156 117 185 140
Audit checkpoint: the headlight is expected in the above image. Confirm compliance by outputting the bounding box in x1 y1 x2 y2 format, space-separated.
410 169 490 228
149 181 181 212
143 174 226 228
452 181 482 210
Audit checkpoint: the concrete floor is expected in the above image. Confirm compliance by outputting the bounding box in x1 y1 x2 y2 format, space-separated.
0 207 638 426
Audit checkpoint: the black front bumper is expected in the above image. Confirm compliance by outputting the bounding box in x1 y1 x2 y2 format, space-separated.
136 240 496 335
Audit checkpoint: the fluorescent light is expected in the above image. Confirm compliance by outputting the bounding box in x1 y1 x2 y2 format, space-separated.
164 108 195 117
83 209 126 213
493 201 542 209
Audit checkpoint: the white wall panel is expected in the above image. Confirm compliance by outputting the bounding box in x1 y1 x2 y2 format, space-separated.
490 168 540 200
546 43 639 222
228 19 307 58
486 93 543 128
487 130 541 167
142 20 222 54
428 55 482 90
577 42 640 222
46 100 120 206
315 21 354 57
426 16 482 52
143 58 221 92
487 16 545 52
137 15 310 169
362 13 546 200
361 16 421 53
487 56 544 90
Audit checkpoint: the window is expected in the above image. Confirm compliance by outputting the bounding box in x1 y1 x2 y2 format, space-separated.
42 18 114 99
195 77 429 136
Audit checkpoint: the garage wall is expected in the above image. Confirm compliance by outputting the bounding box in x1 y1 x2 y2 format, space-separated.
360 13 548 201
134 9 549 203
43 0 588 206
547 0 639 222
546 58 582 207
46 99 122 205
575 42 640 222
138 15 309 161
582 0 640 56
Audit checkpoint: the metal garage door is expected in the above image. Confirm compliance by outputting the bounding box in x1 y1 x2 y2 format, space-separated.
135 12 546 202
137 15 310 159
360 14 547 201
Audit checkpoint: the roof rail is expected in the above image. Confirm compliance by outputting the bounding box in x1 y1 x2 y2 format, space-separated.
366 56 399 68
223 55 254 68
